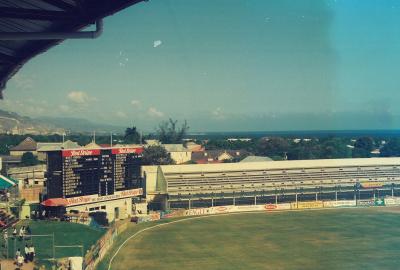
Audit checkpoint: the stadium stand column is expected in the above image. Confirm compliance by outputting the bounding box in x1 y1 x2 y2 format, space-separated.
354 185 357 202
335 186 338 201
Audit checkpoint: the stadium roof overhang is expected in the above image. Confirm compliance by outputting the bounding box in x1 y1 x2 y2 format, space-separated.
0 174 18 189
0 0 145 99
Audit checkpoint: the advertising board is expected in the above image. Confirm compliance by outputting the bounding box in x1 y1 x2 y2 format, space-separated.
65 188 143 206
323 200 356 208
62 149 100 157
374 198 385 206
111 147 144 155
360 182 384 189
275 203 291 210
160 209 186 219
149 212 161 221
357 199 374 207
185 207 215 216
291 201 324 209
384 197 400 205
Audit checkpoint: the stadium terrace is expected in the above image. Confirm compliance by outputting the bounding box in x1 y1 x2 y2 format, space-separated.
143 157 400 209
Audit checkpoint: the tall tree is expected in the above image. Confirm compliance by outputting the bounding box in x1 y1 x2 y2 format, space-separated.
320 137 351 159
352 137 375 158
157 119 189 144
256 137 289 159
380 138 400 157
142 145 175 165
124 126 141 144
21 152 39 166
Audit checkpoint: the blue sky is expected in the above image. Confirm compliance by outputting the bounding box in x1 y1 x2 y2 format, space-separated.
1 0 400 132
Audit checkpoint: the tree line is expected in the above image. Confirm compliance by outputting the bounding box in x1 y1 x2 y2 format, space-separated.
203 136 400 160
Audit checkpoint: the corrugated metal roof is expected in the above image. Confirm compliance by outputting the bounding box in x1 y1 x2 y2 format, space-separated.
240 156 273 162
0 0 145 98
158 157 400 173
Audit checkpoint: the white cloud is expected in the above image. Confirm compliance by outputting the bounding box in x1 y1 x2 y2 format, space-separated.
11 74 35 90
67 91 91 104
116 111 127 118
153 40 162 48
212 107 226 120
131 100 141 107
60 105 70 112
147 107 164 117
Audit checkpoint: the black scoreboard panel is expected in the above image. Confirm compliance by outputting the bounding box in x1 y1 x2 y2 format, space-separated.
46 148 142 199
46 151 63 198
113 152 141 191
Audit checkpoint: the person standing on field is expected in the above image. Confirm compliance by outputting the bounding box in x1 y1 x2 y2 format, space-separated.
24 244 29 263
3 230 8 248
29 244 35 262
12 227 17 239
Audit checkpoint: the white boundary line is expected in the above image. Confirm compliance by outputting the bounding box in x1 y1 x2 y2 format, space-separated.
106 205 394 270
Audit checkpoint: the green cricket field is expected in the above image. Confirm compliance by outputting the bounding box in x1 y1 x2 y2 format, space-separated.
100 207 400 270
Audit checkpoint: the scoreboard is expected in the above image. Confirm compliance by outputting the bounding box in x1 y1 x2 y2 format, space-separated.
46 148 143 199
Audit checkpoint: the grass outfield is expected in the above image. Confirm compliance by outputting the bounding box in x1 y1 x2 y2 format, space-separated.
101 207 400 270
0 220 105 269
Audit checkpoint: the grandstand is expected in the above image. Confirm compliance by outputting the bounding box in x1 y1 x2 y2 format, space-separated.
143 158 400 209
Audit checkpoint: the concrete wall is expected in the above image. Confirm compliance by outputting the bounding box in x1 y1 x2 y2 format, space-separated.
8 164 46 187
142 165 159 194
10 150 37 157
66 197 133 222
169 151 192 164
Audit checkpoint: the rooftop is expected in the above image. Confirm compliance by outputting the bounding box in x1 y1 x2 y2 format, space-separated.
156 157 400 174
0 0 145 98
163 144 190 152
9 137 37 151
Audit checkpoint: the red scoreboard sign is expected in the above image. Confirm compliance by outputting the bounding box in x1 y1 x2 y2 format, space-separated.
111 147 143 155
62 149 101 157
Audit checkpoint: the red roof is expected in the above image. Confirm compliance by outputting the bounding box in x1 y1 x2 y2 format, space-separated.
41 198 68 207
99 144 111 148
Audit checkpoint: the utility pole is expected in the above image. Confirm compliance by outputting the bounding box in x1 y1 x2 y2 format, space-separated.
110 132 113 147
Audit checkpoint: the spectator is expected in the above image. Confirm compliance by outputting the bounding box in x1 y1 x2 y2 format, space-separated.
3 230 7 248
24 244 29 263
15 248 21 260
12 227 17 239
25 225 32 240
6 191 10 202
29 244 35 262
18 226 25 241
17 254 24 268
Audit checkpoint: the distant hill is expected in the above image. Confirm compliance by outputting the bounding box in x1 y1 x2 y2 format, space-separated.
0 110 124 134
37 116 125 134
0 109 64 135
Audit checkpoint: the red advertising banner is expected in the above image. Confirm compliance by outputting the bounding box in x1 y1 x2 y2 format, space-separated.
111 147 144 154
62 149 101 157
65 188 143 206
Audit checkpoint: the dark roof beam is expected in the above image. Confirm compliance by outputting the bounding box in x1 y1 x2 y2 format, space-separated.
0 19 103 40
0 52 18 64
40 0 77 12
0 7 78 21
